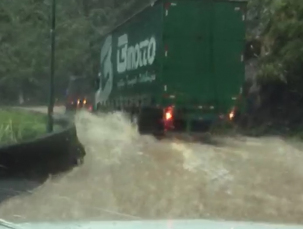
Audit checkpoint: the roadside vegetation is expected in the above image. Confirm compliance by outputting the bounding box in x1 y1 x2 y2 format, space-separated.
0 109 54 145
0 0 146 104
229 0 303 138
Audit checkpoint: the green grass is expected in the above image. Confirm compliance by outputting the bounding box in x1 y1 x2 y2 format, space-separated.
0 109 61 145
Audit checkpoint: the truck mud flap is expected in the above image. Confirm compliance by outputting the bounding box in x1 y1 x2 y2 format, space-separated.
137 108 164 136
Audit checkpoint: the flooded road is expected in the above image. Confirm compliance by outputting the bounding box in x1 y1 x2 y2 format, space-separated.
1 110 303 224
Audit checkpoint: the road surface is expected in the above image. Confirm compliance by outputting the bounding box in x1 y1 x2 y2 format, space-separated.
1 109 303 224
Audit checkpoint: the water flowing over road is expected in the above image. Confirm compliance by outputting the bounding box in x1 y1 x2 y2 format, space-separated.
1 109 303 224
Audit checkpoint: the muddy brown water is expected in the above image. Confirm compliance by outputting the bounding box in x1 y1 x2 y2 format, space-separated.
0 110 303 224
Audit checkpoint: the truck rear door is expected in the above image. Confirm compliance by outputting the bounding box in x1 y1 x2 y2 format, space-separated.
212 0 246 113
162 0 246 114
162 0 215 108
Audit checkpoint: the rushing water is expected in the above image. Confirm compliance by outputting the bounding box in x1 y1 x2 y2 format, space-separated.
1 110 303 224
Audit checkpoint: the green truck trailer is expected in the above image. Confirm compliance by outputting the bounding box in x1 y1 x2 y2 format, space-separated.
94 0 247 134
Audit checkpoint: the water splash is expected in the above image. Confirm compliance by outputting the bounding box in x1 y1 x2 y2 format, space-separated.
5 111 303 223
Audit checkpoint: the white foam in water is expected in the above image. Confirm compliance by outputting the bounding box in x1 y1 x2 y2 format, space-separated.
1 110 303 224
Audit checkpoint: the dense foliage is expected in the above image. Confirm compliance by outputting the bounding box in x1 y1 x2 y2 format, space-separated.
0 0 150 103
244 0 303 132
248 0 303 85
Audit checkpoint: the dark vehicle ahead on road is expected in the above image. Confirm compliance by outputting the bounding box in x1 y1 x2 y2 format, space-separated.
94 0 247 134
65 76 94 112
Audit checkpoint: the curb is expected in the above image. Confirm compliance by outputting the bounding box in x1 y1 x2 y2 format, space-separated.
0 110 85 177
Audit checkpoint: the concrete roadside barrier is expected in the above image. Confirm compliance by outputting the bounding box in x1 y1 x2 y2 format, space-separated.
0 115 85 177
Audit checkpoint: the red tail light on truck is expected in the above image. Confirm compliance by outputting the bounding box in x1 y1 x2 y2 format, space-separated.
163 106 174 130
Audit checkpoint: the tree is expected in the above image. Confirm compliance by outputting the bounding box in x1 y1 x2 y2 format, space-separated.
0 0 148 103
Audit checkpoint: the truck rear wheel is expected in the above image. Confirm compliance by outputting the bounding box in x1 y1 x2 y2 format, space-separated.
137 108 164 136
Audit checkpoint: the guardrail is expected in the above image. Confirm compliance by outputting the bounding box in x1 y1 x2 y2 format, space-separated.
0 114 85 177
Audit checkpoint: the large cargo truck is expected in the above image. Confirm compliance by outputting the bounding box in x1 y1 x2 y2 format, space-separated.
94 0 247 134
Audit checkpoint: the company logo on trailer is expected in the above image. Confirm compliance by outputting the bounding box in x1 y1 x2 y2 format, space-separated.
96 34 156 104
117 34 156 73
96 35 113 104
